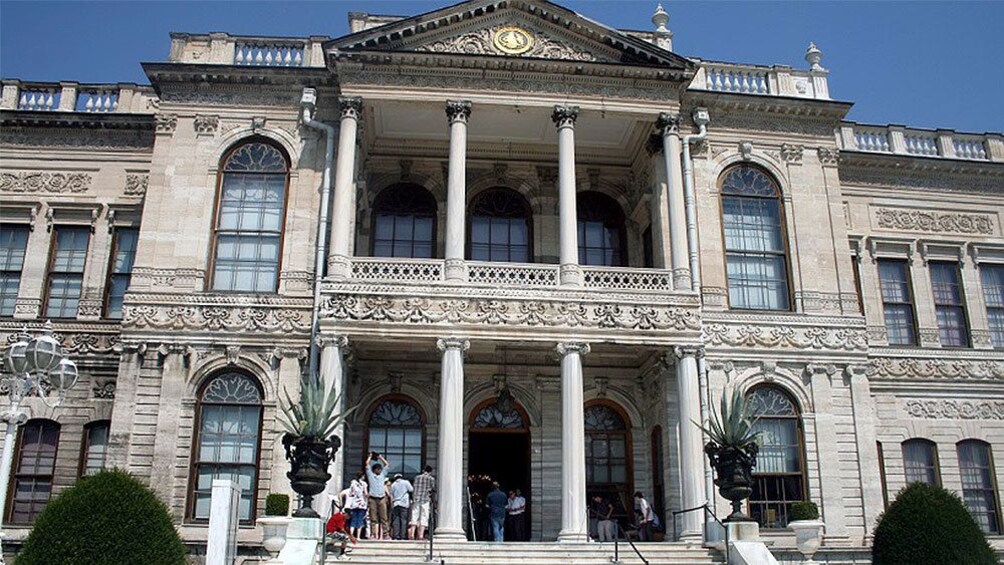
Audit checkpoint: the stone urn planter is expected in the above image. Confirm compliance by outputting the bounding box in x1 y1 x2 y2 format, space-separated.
788 519 825 564
283 434 341 518
258 516 291 563
705 441 759 522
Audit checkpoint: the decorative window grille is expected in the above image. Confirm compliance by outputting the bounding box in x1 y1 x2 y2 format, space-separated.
747 387 805 528
469 188 532 263
577 191 626 267
372 184 437 259
930 262 969 347
105 227 138 319
0 225 29 316
957 440 1001 534
902 438 940 486
980 264 1004 348
472 403 526 430
45 226 90 318
367 398 424 479
8 420 60 524
877 259 917 345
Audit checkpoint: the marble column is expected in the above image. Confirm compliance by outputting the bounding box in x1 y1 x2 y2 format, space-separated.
659 113 690 290
319 336 348 514
675 346 704 540
435 337 470 540
646 136 670 269
444 100 472 281
556 341 590 542
328 96 362 280
553 105 582 287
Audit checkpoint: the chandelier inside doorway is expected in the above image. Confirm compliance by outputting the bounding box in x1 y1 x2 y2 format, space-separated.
493 346 516 415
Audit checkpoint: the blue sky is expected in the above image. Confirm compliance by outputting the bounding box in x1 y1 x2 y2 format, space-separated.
1 1 1001 132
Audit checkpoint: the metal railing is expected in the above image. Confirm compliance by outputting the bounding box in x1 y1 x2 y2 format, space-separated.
671 503 729 564
426 489 443 564
612 522 649 565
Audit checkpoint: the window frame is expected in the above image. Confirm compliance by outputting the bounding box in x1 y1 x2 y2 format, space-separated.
717 164 793 312
370 183 438 259
185 371 265 524
466 187 534 264
576 190 628 267
363 394 427 480
0 223 30 317
583 400 634 526
103 226 139 319
745 385 808 529
42 225 91 319
78 419 111 478
5 419 60 525
877 258 920 346
929 261 971 348
207 139 291 294
901 438 941 487
956 439 1001 535
980 262 1004 349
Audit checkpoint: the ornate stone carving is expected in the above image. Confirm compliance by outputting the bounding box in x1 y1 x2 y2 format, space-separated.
796 291 843 314
656 113 681 135
125 174 149 196
93 377 117 399
445 100 472 124
817 147 840 166
417 26 596 62
193 114 219 135
904 399 1004 420
738 141 753 161
77 299 103 318
338 96 363 120
12 298 40 317
702 322 867 351
701 286 728 308
159 87 301 107
971 330 993 349
552 105 579 128
780 143 804 164
556 342 591 356
874 208 994 235
437 336 470 353
155 113 178 134
870 357 1004 380
919 328 941 347
130 267 206 291
866 325 888 343
1 127 153 151
1 326 121 356
122 297 311 335
0 171 91 193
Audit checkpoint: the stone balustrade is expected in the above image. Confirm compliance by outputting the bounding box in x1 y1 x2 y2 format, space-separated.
168 32 328 67
690 61 830 100
0 81 156 113
838 123 1004 162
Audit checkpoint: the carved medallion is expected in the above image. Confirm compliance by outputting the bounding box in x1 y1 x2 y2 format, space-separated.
493 26 534 54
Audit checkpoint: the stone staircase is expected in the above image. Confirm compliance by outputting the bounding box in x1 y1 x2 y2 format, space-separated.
326 540 725 564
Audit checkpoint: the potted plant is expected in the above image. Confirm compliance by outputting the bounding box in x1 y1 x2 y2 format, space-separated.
278 374 357 518
698 386 760 522
788 501 824 564
258 493 291 563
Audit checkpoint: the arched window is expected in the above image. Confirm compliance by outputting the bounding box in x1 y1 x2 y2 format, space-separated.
585 402 632 523
190 372 263 522
210 140 289 293
469 188 532 263
577 191 627 266
902 438 940 486
80 420 111 477
957 440 1000 534
372 184 437 258
366 397 425 478
746 386 805 528
7 419 59 524
471 401 528 431
720 165 790 310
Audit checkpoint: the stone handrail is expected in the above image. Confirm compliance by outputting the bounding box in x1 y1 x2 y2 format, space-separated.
350 257 443 283
690 61 830 100
0 81 156 113
168 32 328 67
838 123 1004 162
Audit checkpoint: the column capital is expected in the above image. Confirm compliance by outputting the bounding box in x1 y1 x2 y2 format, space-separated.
445 100 472 124
656 112 681 136
316 334 348 348
556 341 590 357
551 105 579 128
338 96 362 119
672 345 704 360
437 337 470 354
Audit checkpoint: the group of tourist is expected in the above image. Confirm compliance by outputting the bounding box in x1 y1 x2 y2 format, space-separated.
482 482 527 542
588 491 660 542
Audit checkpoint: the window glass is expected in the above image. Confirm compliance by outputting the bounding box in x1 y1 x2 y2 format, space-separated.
930 262 969 347
585 403 631 525
902 439 939 486
878 259 917 345
9 420 59 524
372 184 437 259
0 225 30 316
469 188 531 263
747 387 804 528
957 440 1000 534
46 227 89 318
81 421 111 477
577 192 626 267
980 264 1004 348
367 398 424 479
105 228 138 319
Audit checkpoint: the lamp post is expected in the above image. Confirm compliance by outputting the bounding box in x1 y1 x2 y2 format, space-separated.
0 321 78 565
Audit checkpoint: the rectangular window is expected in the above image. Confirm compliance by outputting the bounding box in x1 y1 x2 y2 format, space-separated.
982 264 1004 348
877 259 917 346
851 256 864 314
958 441 1000 534
930 262 969 347
45 227 90 319
80 421 110 477
722 195 789 310
105 228 138 319
902 440 940 486
0 225 30 316
9 421 59 524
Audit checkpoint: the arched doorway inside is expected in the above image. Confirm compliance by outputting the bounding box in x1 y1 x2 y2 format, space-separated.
467 397 531 541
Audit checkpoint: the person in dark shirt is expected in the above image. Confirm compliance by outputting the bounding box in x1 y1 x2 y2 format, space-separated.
590 495 615 541
485 482 508 542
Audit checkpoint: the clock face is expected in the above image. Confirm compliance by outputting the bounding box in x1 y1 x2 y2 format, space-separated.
493 26 534 55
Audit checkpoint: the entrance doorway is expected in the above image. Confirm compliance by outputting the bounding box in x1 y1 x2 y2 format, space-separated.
467 399 531 541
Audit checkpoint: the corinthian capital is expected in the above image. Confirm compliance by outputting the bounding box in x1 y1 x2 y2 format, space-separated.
437 337 470 354
556 341 590 357
656 112 681 136
551 105 579 128
673 345 704 360
445 100 472 124
338 96 363 119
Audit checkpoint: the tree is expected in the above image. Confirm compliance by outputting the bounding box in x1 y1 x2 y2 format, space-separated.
873 482 996 565
17 469 186 565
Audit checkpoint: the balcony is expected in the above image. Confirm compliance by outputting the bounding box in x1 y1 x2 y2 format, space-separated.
838 123 1004 162
690 61 830 100
167 33 328 67
0 81 156 114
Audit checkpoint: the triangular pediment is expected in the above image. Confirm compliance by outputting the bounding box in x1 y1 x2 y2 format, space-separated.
330 0 692 71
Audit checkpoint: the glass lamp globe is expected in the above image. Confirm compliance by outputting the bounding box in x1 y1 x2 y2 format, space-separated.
50 358 79 392
25 333 62 373
5 341 30 374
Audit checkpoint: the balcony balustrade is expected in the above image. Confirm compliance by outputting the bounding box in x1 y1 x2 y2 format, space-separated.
839 123 1004 162
168 33 328 67
0 81 155 114
690 61 830 100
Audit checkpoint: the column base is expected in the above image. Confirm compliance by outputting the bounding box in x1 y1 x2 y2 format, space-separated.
556 530 589 543
672 268 692 290
559 264 582 287
433 528 467 542
444 258 467 282
327 254 351 280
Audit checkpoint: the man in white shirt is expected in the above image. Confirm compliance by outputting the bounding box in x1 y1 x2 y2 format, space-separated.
389 473 414 540
634 491 654 541
506 489 527 541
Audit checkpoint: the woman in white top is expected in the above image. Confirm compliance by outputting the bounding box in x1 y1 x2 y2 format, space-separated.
346 471 369 539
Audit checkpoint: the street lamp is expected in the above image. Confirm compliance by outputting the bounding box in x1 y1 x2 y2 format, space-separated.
0 321 78 565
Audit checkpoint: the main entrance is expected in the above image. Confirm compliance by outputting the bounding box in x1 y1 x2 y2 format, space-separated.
467 399 531 541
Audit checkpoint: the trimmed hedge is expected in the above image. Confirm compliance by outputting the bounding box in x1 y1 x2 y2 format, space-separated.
873 482 995 565
265 493 290 516
17 469 186 565
790 500 819 521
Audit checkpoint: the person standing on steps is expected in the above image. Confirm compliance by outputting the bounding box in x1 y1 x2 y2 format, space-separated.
506 489 527 541
366 452 391 540
345 470 369 541
390 473 414 540
634 491 654 542
591 494 615 542
486 481 508 542
409 465 436 540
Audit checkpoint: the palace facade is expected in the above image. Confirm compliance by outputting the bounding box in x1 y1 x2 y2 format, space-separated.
1 1 1002 562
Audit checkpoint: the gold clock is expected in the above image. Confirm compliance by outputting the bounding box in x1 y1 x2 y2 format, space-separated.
493 26 534 55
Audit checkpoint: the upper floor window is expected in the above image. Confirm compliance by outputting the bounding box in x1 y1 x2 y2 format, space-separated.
190 372 263 522
981 264 1004 348
930 262 969 347
45 226 90 319
720 165 790 310
211 141 289 293
0 224 29 316
902 438 940 486
577 191 626 267
747 386 805 528
878 259 917 346
469 187 531 263
80 420 111 477
957 440 1000 534
105 227 138 319
372 184 437 259
366 397 425 479
7 419 59 524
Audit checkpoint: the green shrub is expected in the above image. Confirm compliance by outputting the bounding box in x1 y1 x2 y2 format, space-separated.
17 469 186 565
265 493 290 516
873 482 995 565
790 501 819 521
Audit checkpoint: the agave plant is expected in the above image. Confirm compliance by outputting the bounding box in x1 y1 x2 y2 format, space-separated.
278 373 357 440
697 385 760 449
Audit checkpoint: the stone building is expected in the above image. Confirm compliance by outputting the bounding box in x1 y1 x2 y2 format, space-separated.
0 1 1001 562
